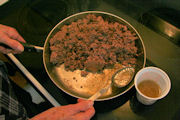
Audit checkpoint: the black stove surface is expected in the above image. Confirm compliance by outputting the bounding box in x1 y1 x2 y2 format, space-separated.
1 0 180 120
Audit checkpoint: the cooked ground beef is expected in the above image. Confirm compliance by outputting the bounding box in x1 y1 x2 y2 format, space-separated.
49 14 138 76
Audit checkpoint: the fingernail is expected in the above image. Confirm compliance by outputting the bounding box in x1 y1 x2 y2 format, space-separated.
17 45 24 52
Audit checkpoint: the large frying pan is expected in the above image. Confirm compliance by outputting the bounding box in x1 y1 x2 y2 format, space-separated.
42 11 146 101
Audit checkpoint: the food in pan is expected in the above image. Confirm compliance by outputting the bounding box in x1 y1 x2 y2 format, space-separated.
49 14 138 76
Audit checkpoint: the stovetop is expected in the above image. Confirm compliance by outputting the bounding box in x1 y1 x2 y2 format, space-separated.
0 0 180 120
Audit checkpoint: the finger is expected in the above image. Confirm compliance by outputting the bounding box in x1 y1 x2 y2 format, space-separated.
5 27 26 43
70 100 94 115
0 33 24 52
77 98 86 103
0 46 21 54
73 107 95 120
0 24 26 43
0 46 14 54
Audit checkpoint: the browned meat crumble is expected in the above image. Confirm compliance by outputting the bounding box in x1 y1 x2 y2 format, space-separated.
49 14 138 76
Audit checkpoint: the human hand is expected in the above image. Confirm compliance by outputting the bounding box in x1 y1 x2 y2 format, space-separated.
0 24 26 54
30 99 95 120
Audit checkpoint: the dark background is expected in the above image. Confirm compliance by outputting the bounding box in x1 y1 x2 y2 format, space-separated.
0 0 180 120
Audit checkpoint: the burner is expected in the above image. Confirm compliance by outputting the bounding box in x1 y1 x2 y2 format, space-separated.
16 8 51 46
13 0 81 70
15 0 73 46
30 0 68 25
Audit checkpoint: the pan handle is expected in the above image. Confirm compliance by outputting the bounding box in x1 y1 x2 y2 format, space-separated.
21 42 44 52
0 42 44 52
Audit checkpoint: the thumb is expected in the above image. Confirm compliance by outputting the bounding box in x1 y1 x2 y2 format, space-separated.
71 100 94 114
